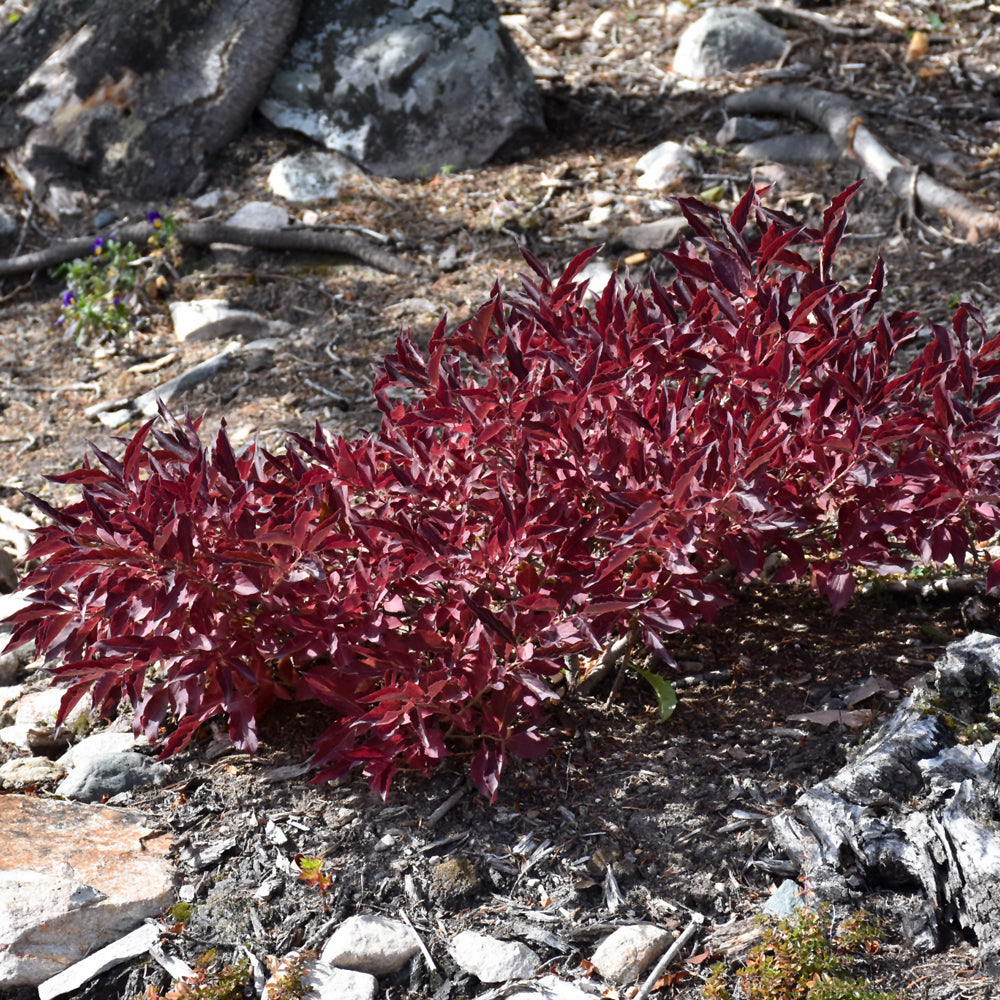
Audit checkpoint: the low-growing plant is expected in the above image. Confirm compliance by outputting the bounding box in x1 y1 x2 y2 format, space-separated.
56 210 178 343
142 949 250 1000
702 905 898 1000
263 951 318 1000
8 183 1000 798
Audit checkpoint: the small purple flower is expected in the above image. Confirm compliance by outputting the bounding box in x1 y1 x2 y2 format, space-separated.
113 296 122 306
147 210 163 228
62 289 77 306
91 237 104 255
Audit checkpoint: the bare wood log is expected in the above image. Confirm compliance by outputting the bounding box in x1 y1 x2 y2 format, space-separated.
724 84 1000 243
0 221 420 278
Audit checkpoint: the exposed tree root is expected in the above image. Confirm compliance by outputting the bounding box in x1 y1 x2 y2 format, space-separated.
0 221 420 277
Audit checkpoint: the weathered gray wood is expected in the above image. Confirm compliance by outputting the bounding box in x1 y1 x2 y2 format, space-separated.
771 632 1000 970
725 85 1000 242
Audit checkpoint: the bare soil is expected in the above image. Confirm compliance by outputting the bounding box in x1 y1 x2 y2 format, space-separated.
2 1 1000 998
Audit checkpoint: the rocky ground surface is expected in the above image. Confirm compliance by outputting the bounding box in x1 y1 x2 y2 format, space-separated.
3 0 1000 998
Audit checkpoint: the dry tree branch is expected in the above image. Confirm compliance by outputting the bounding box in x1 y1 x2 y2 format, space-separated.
725 84 1000 243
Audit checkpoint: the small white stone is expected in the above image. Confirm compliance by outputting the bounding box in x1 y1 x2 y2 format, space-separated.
168 300 282 343
267 150 361 202
320 914 418 975
672 8 786 80
576 259 616 300
586 205 614 227
449 930 540 983
58 731 147 769
227 201 289 229
588 189 617 207
590 923 670 984
635 141 698 189
506 974 604 999
191 189 224 209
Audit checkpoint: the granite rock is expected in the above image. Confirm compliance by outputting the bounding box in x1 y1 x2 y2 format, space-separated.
0 795 173 988
259 0 545 179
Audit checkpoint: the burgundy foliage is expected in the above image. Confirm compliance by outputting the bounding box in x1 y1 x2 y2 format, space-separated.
7 184 1000 798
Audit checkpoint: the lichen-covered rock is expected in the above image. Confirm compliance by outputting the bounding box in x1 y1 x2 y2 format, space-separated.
430 855 481 906
259 0 545 178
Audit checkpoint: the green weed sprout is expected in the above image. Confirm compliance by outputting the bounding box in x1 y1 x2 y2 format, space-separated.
294 855 333 912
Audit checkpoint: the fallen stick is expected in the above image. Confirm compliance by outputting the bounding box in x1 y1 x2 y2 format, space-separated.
725 84 1000 243
0 220 420 277
753 1 875 38
93 338 278 425
634 915 704 1000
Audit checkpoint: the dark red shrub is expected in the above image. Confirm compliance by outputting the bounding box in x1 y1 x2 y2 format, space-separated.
7 183 1000 798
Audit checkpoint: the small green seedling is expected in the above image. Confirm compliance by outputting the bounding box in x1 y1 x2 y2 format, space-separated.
294 855 333 912
633 663 678 721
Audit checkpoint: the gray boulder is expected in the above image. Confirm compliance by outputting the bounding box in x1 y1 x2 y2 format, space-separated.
259 0 545 179
673 8 786 79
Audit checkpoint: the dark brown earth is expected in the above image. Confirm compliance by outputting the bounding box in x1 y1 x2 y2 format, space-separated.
2 1 1000 998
